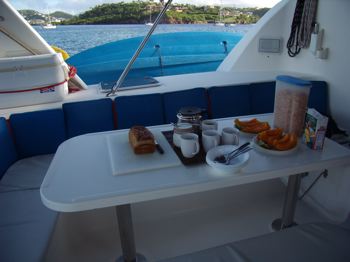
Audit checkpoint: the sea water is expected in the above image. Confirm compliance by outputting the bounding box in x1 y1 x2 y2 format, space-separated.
34 24 252 56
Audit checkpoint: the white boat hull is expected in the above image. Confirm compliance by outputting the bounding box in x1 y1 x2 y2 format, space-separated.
0 53 69 109
42 24 56 29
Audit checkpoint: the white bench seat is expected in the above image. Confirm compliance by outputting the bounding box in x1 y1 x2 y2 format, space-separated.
0 155 57 262
0 155 53 192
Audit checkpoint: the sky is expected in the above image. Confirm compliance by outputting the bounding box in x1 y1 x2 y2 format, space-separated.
9 0 281 14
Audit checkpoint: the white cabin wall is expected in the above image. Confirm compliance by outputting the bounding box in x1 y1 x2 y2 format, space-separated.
220 0 350 221
281 0 350 222
280 0 350 132
218 0 290 72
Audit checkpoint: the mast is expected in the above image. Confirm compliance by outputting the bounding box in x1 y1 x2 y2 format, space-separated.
149 5 152 23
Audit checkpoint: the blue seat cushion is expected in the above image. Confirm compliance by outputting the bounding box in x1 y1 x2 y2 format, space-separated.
115 93 164 129
0 118 17 179
10 109 66 158
208 85 251 119
250 82 276 114
163 88 208 123
309 81 328 115
63 98 115 138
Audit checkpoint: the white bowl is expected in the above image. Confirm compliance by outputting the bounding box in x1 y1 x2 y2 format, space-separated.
206 145 250 173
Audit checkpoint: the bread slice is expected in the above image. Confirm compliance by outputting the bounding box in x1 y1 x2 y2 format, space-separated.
128 126 156 154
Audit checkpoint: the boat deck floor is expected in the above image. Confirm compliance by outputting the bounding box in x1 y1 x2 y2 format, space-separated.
45 178 329 261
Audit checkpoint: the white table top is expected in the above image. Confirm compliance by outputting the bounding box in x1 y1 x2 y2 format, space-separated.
40 114 350 212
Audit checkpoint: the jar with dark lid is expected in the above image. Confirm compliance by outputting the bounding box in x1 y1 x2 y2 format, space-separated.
176 106 204 134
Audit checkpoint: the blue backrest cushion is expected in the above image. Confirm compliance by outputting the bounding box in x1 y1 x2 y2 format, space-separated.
309 81 328 115
250 82 276 114
10 109 66 158
63 98 115 138
163 88 208 123
0 118 18 179
115 93 164 129
208 85 251 119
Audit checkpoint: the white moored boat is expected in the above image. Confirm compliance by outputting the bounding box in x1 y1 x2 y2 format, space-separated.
42 11 56 29
0 0 350 262
42 23 56 29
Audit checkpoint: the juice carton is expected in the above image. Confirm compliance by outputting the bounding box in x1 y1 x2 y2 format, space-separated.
303 108 329 150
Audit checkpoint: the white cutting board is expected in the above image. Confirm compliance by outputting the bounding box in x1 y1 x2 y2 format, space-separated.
107 130 182 176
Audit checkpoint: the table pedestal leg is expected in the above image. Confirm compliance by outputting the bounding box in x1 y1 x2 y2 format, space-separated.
272 173 301 231
115 204 146 262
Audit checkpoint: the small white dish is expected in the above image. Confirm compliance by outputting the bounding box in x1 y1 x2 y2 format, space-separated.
206 145 249 173
252 136 299 156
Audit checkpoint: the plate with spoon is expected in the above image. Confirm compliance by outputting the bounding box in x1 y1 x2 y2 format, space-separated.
206 142 251 173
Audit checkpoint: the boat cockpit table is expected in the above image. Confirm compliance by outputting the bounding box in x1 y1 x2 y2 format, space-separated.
40 114 350 262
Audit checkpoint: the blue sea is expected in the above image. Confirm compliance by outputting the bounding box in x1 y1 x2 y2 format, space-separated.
34 24 252 56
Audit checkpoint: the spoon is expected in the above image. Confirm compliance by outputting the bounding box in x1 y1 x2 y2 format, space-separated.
214 142 250 163
223 147 252 165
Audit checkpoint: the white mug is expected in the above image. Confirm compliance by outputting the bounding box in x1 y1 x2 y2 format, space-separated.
202 130 221 152
222 127 239 145
201 120 218 131
180 133 200 158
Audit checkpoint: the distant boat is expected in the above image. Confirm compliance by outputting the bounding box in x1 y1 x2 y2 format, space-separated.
42 11 56 29
214 1 225 26
214 22 225 26
42 23 56 29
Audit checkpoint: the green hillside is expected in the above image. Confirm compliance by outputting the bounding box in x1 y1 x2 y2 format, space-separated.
61 1 270 25
50 11 74 19
19 9 45 20
19 9 74 24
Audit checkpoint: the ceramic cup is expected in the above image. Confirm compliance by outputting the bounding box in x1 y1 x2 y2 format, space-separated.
222 127 239 145
173 123 193 147
180 133 200 158
202 130 221 152
201 119 218 131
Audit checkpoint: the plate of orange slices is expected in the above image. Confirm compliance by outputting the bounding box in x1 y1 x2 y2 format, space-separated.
253 128 299 156
234 118 271 137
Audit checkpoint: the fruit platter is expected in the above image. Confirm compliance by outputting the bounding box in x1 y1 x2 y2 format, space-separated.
253 128 299 156
234 118 270 136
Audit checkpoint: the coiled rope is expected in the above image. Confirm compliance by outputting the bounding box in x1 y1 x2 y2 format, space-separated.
287 0 318 57
298 0 318 48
